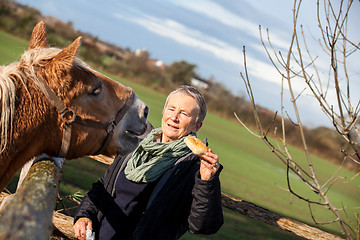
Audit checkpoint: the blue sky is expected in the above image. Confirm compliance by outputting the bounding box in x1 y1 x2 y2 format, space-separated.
16 0 360 127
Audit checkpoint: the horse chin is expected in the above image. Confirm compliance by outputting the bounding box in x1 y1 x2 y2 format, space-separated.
115 119 150 156
117 132 142 156
112 96 149 154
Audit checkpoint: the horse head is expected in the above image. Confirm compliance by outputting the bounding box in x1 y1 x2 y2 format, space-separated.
0 21 149 189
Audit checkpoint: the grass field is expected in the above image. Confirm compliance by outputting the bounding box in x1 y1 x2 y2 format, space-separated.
1 30 359 239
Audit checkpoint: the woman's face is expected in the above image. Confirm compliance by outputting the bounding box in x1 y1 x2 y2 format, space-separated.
161 93 202 143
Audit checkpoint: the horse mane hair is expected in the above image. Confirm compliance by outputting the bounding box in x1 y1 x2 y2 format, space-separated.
0 46 85 155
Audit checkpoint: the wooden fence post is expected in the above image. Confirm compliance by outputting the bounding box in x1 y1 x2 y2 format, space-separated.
221 193 344 240
0 159 61 240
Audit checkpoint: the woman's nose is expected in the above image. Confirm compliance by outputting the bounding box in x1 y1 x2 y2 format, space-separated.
170 112 179 121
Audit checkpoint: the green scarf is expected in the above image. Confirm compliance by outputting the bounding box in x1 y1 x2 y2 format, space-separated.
124 128 195 183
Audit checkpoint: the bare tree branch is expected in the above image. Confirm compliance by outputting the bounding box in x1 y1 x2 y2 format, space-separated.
237 0 359 239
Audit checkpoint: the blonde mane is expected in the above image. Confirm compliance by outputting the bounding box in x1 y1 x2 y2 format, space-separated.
0 63 17 154
0 47 83 155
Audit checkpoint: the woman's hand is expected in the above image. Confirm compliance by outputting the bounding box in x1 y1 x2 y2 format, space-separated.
73 217 92 240
199 148 220 181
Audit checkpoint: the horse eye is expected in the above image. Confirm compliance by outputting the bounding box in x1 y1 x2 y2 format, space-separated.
90 85 102 96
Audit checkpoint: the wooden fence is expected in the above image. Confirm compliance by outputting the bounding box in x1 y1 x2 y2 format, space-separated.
0 160 60 239
0 157 344 240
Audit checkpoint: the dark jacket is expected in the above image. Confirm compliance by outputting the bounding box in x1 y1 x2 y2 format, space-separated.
74 143 223 240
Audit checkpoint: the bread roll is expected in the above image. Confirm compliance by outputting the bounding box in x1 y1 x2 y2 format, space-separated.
184 136 208 156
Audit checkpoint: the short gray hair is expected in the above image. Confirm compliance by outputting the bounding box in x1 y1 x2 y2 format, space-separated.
163 85 207 123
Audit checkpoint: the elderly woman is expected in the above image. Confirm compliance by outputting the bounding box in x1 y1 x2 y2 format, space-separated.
73 85 223 240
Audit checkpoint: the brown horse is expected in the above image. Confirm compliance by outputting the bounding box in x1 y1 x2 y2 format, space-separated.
0 21 149 190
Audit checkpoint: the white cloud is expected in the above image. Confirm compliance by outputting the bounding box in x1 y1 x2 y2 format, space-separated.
113 12 244 66
171 0 289 50
171 0 259 38
112 11 315 94
114 4 354 100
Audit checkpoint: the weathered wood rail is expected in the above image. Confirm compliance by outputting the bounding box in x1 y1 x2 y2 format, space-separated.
0 156 344 240
221 193 343 240
0 160 61 240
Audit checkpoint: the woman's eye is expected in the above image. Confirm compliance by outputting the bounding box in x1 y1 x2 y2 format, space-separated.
90 86 102 96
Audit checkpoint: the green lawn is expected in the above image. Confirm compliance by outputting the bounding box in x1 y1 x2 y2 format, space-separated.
2 30 359 239
0 31 28 64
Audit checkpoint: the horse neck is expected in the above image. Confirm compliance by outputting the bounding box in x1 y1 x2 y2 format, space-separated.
1 67 62 162
0 67 62 190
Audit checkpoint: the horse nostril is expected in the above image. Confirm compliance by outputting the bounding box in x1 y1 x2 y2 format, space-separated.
143 105 149 119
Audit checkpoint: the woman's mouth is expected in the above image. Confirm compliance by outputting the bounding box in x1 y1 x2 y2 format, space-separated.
167 123 179 130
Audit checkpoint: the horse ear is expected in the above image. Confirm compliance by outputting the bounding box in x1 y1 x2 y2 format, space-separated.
52 37 82 70
29 21 48 49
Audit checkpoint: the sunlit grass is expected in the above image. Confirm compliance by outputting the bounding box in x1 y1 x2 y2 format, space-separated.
0 31 28 64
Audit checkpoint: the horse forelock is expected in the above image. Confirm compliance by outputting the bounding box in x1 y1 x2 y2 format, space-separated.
0 46 85 155
21 46 84 71
21 47 88 94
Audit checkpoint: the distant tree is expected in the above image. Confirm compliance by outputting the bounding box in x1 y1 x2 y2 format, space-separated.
0 0 39 37
165 60 196 85
127 51 150 75
238 0 359 239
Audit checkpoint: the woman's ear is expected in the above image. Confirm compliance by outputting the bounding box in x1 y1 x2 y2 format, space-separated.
192 122 203 133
